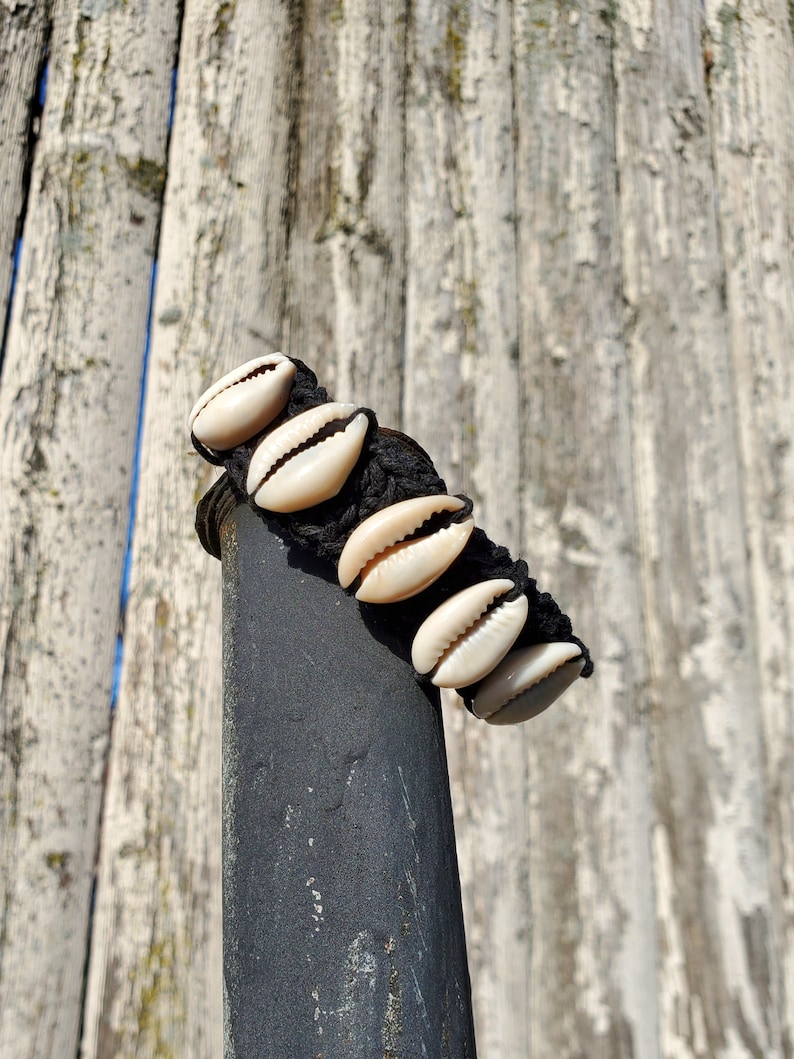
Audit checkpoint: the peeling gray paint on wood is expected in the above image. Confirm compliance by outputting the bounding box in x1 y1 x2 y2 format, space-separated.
282 0 408 424
401 3 533 1055
77 1 294 1053
0 2 179 1056
612 0 782 1052
0 2 49 341
1 0 793 1056
704 1 794 1051
511 1 659 1053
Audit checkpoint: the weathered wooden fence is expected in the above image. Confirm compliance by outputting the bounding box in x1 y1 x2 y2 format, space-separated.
1 0 792 1057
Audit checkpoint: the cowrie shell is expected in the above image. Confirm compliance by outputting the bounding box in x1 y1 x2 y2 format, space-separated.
189 354 296 451
247 402 368 513
473 642 584 724
338 495 474 603
412 579 529 689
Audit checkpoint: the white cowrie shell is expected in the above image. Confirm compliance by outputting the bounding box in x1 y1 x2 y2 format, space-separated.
412 579 529 689
189 354 296 451
338 495 474 603
473 642 584 724
247 402 368 513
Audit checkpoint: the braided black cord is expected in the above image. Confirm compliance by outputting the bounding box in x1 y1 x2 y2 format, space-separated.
194 357 593 704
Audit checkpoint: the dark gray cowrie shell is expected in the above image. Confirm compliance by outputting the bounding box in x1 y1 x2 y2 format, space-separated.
473 642 584 724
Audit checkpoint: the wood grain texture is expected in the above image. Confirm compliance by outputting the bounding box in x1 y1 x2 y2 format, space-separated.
0 2 178 1056
283 0 407 422
401 2 532 1055
78 2 300 1055
513 1 657 1054
704 0 794 1050
1 0 792 1055
613 0 783 1053
0 1 49 340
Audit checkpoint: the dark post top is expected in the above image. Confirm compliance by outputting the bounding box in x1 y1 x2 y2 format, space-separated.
200 480 477 1058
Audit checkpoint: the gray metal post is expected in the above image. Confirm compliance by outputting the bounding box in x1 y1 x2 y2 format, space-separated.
199 480 477 1059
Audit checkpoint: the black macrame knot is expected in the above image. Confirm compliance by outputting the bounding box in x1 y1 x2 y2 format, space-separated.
194 355 593 701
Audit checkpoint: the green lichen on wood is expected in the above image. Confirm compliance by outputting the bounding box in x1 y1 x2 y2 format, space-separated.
158 305 183 326
210 0 237 59
63 17 90 127
45 852 67 870
315 162 393 258
715 2 742 76
117 155 167 202
155 597 170 628
457 276 479 353
132 934 185 1059
710 2 747 137
45 851 73 888
67 149 93 226
445 1 470 103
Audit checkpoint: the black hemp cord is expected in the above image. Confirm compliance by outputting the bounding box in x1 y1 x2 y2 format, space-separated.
194 357 593 705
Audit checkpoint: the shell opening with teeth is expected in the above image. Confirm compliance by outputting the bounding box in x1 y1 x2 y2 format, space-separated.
246 402 369 514
189 354 297 452
411 578 529 689
337 494 475 604
473 641 584 724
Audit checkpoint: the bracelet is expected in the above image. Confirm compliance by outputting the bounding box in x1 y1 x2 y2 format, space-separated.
191 354 592 724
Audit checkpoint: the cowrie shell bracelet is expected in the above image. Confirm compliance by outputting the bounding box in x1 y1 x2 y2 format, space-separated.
191 355 592 722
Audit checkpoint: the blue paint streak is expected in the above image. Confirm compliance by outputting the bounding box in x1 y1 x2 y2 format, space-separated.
1 58 46 366
110 260 158 710
169 66 178 128
38 60 48 107
109 47 178 710
2 238 24 356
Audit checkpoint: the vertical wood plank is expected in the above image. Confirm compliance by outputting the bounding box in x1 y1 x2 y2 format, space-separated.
704 0 794 1046
403 0 475 482
513 0 657 1054
613 0 781 1053
79 2 296 1055
0 1 49 335
1 0 789 1054
401 2 531 1055
0 2 178 1055
284 0 407 422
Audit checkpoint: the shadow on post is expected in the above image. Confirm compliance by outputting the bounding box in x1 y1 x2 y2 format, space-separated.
198 480 477 1058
